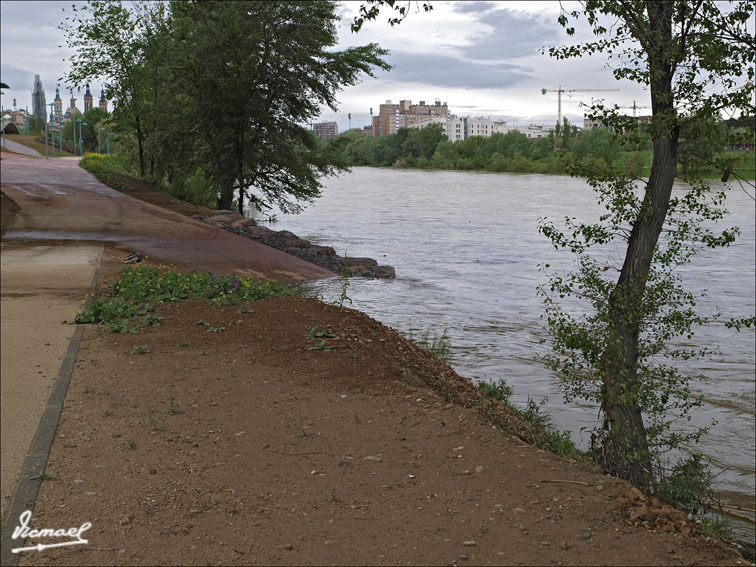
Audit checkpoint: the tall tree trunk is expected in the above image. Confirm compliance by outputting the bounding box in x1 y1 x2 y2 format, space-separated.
135 115 146 178
600 1 678 492
218 182 234 210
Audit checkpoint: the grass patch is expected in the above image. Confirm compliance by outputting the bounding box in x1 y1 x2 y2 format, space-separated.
75 265 295 332
79 153 138 192
408 328 452 363
477 378 579 458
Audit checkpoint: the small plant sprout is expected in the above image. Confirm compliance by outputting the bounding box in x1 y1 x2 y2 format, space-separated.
131 344 151 355
167 396 184 415
30 470 57 481
306 326 335 339
177 341 192 347
307 340 334 351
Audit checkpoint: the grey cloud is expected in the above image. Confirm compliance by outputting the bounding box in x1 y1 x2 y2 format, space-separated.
461 8 560 60
0 65 35 89
380 50 533 89
0 1 69 28
452 2 496 15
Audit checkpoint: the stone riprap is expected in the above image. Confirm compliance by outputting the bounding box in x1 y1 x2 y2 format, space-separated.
196 211 395 279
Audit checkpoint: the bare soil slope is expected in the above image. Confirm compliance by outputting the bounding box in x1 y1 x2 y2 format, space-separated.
16 249 743 566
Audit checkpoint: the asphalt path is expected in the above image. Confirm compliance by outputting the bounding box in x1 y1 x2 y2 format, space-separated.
0 153 333 280
1 139 43 158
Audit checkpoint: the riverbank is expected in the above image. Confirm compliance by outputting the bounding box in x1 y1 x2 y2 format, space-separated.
10 244 745 565
3 158 749 564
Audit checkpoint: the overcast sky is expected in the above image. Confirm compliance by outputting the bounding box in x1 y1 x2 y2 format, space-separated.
2 1 658 132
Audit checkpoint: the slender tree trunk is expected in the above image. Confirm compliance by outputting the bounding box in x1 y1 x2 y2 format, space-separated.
218 183 234 210
135 115 146 178
600 1 678 492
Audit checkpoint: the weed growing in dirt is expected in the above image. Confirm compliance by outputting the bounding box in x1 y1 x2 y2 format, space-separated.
83 385 92 393
335 254 352 308
167 397 184 415
307 326 335 339
131 345 151 355
477 378 579 458
177 342 192 347
30 470 57 481
75 266 295 333
125 441 137 450
408 328 452 363
237 305 255 314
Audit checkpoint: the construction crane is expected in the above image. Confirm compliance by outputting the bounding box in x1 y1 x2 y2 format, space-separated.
618 100 650 117
541 86 620 124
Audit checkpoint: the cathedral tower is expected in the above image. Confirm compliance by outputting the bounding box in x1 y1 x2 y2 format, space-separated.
84 83 93 112
54 86 63 121
32 74 46 119
99 89 108 112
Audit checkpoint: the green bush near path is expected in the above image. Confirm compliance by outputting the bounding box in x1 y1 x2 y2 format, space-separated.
80 154 139 193
75 265 295 332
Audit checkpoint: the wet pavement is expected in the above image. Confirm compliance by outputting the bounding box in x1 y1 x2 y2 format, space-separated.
0 154 333 281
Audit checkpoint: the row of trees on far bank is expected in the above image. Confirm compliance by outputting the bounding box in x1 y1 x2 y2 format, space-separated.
323 116 754 179
62 0 389 212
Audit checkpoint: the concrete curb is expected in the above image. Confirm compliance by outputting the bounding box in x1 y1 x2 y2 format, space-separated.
0 244 104 566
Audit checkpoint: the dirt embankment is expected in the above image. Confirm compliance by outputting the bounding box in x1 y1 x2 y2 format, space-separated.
12 246 745 566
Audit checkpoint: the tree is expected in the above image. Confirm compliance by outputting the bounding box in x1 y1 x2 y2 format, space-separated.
62 0 160 177
539 1 755 490
166 1 389 212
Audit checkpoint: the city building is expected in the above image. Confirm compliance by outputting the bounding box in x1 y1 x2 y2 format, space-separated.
409 115 554 142
27 75 109 126
64 90 81 122
312 121 338 140
375 99 448 137
32 74 46 119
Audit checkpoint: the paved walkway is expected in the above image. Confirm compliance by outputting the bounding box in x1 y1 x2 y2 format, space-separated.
0 153 332 280
0 241 102 521
1 139 42 158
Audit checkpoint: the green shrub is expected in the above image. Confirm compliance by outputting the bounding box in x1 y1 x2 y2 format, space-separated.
75 266 295 332
655 454 714 515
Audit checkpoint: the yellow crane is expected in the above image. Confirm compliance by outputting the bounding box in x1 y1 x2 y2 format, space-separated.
541 86 620 124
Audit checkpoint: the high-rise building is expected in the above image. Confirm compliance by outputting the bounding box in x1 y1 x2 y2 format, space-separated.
312 121 338 140
84 83 93 112
99 89 108 112
32 74 46 119
376 99 448 136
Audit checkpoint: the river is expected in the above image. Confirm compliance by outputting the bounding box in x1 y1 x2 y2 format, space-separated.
257 167 755 534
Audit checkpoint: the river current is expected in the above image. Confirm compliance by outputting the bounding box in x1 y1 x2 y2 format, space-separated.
257 167 755 529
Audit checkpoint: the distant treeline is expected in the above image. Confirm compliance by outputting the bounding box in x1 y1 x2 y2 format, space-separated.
323 118 755 179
